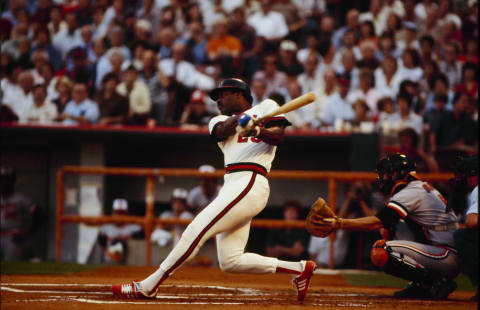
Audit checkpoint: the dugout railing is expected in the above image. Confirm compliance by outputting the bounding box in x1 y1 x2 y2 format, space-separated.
55 166 453 268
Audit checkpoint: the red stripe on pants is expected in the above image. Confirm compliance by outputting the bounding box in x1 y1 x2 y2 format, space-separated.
149 173 257 295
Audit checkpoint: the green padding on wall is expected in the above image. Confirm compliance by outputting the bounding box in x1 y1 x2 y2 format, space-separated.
350 133 379 172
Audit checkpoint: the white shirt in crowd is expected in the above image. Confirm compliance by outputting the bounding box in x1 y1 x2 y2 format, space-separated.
247 10 289 40
52 29 81 59
396 40 420 55
1 79 25 114
291 0 326 16
46 77 59 102
359 11 388 37
414 2 438 21
100 223 142 240
347 88 383 116
284 109 306 129
116 80 152 114
187 185 221 212
283 91 320 129
29 69 45 85
391 112 423 135
438 61 463 88
159 58 215 90
321 92 354 125
297 48 322 65
296 71 326 127
377 111 400 133
397 65 423 83
151 210 194 247
308 230 349 268
22 101 58 124
62 98 100 125
374 67 403 98
95 54 113 88
1 83 33 120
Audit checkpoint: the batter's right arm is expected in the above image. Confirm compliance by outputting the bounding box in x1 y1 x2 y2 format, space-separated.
212 116 239 141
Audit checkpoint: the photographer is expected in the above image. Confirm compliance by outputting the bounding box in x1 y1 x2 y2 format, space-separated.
339 181 376 219
98 199 142 264
0 167 43 261
308 181 379 268
340 181 381 269
266 200 310 261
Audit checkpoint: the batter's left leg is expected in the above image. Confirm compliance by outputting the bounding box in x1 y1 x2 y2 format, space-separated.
216 220 279 273
216 220 316 301
121 172 262 298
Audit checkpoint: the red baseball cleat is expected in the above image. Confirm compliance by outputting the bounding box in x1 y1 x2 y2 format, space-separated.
112 281 153 299
292 260 316 301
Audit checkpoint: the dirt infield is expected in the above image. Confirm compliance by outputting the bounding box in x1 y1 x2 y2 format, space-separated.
1 265 475 310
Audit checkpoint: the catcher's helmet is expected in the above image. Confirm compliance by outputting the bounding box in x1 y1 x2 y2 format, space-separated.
376 153 415 195
388 153 416 179
210 78 253 104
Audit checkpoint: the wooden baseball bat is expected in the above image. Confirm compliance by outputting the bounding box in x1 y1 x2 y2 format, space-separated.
256 92 316 123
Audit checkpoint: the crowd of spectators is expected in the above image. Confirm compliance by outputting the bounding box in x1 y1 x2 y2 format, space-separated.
1 0 478 168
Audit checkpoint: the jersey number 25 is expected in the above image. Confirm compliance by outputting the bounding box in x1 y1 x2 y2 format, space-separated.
237 135 261 143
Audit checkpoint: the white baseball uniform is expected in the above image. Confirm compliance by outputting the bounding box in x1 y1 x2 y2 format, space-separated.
140 99 300 296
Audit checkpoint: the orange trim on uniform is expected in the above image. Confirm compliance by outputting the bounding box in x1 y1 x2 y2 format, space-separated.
390 181 408 197
408 171 419 179
387 202 408 218
387 241 454 259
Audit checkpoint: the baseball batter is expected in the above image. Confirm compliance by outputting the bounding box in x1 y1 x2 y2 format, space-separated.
112 78 316 301
307 154 460 299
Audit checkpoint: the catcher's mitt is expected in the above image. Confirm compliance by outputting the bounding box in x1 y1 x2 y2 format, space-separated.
306 197 343 238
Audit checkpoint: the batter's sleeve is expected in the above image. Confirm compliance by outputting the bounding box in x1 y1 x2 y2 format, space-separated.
259 99 291 128
208 115 229 139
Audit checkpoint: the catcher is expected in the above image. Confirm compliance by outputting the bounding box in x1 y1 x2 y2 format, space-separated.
306 153 460 299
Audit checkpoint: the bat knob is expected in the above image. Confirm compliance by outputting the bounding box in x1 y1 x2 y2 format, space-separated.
237 113 251 128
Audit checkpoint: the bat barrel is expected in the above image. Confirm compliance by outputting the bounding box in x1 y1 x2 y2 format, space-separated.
256 92 315 123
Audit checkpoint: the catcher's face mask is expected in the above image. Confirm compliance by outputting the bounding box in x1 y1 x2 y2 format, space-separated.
376 158 394 195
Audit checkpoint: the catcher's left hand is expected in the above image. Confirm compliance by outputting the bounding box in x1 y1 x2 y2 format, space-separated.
306 197 343 238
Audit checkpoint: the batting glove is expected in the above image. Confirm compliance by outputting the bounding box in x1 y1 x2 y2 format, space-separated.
236 114 260 137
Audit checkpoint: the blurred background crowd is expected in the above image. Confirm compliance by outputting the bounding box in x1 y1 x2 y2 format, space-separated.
0 0 478 170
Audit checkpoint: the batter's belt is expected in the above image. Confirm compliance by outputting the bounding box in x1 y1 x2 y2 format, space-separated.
225 162 268 177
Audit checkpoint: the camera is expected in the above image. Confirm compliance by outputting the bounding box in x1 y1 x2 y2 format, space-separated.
355 186 367 202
